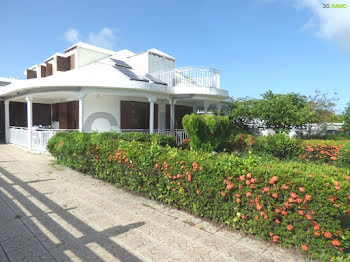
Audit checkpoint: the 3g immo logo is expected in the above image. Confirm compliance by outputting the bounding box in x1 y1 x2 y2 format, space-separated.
323 3 347 8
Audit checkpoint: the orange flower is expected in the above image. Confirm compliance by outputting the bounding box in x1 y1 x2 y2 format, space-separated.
236 198 241 203
330 156 337 161
324 231 332 238
301 245 308 251
272 235 279 243
305 214 312 220
298 187 305 193
235 193 241 198
332 239 340 246
314 231 320 236
269 232 274 237
275 208 281 213
250 184 255 189
247 173 252 179
256 204 262 210
187 173 192 182
334 185 340 191
281 211 288 216
304 195 312 201
314 224 320 230
275 219 280 224
329 196 336 203
282 184 289 190
263 187 270 192
290 192 297 198
220 191 226 197
226 183 234 190
269 176 278 185
272 193 278 198
298 210 304 216
245 180 251 185
196 189 200 195
246 192 252 198
154 163 159 168
241 215 246 219
308 174 313 178
239 175 245 181
286 225 293 231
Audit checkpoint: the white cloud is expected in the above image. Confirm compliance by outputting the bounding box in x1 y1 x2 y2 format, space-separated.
87 27 119 50
64 28 80 44
63 27 119 50
295 0 350 52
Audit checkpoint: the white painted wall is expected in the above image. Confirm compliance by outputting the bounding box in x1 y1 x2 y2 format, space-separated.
127 52 149 74
148 53 175 73
84 94 121 132
77 47 111 68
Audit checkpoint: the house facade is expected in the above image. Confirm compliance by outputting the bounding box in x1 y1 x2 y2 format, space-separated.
0 42 231 152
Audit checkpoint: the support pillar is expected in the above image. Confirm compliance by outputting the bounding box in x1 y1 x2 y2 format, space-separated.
170 99 175 135
158 103 166 134
4 100 9 143
148 96 157 134
217 104 222 115
26 96 33 151
78 95 84 132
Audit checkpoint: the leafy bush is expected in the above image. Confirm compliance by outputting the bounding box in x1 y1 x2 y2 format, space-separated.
182 114 230 152
48 132 350 261
336 142 350 167
254 134 302 159
221 133 256 152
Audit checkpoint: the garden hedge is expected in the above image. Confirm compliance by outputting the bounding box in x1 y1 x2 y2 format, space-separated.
47 132 350 261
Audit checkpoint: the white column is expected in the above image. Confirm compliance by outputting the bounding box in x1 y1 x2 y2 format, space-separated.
170 99 175 134
26 96 33 151
217 104 222 115
148 97 156 134
204 106 208 115
78 95 84 132
4 100 9 143
158 103 166 134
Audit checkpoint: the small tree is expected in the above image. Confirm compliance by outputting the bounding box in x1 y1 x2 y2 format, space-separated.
258 91 314 132
308 89 340 123
228 98 260 129
342 102 350 136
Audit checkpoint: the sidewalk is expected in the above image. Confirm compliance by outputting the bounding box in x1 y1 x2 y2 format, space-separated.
0 144 304 262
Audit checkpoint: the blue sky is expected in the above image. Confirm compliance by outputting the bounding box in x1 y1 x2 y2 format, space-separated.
1 0 350 112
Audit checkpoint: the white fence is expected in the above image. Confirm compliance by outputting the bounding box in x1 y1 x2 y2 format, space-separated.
8 127 189 152
8 127 73 152
121 129 188 145
150 67 220 89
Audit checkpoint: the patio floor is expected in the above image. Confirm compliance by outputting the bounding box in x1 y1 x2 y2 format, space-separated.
0 144 304 262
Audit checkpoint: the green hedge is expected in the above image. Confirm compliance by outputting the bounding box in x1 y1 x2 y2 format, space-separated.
48 132 350 261
182 114 230 152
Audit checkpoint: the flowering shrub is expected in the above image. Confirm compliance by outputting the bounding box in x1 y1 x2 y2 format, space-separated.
299 140 348 165
48 132 350 261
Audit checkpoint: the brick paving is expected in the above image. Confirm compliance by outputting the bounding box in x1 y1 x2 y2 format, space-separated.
0 144 304 262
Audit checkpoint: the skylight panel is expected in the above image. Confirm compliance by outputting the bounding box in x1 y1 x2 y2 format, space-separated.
145 73 167 86
110 58 132 69
115 66 149 82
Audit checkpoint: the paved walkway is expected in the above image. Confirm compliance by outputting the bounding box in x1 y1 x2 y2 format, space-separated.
0 144 304 262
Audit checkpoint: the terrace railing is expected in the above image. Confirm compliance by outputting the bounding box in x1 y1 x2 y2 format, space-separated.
150 67 220 89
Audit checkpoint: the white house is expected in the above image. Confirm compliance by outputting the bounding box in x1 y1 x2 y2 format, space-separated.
0 42 231 152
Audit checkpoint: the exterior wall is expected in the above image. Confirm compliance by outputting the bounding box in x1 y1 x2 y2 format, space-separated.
0 101 4 141
148 53 175 73
83 94 120 132
127 53 149 74
77 47 111 68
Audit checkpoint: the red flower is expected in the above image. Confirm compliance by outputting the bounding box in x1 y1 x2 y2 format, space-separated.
196 190 200 195
305 214 312 220
239 175 245 181
263 187 270 192
154 163 159 168
332 239 340 246
324 231 332 238
286 225 293 231
272 193 278 198
245 180 251 185
235 193 241 198
275 208 281 213
246 192 252 198
247 173 252 178
187 173 192 182
269 232 274 237
298 210 304 216
282 184 289 190
314 231 320 236
226 182 234 190
301 245 308 251
329 196 336 203
290 192 297 198
281 211 288 216
236 198 241 203
256 204 262 211
220 191 226 197
314 224 320 230
241 215 246 219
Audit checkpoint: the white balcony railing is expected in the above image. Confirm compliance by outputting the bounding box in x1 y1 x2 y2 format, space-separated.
150 67 220 89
